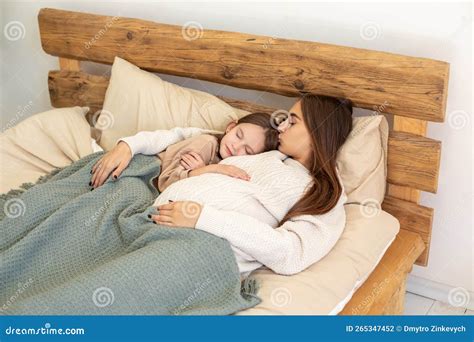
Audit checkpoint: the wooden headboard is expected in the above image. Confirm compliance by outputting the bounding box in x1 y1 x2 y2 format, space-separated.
38 8 450 266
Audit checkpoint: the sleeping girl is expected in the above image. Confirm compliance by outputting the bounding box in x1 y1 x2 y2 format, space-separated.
89 112 279 192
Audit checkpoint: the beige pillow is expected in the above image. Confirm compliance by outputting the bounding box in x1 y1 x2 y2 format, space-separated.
97 56 248 151
0 106 94 193
234 204 399 315
336 115 389 205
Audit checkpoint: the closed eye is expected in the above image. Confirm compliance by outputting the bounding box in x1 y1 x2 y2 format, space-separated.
287 113 299 126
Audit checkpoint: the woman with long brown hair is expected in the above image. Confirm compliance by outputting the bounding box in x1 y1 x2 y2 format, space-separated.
151 93 353 277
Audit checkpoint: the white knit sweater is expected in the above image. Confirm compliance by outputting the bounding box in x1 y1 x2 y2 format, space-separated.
118 128 348 278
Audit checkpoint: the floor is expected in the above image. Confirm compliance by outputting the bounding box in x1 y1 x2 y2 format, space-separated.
403 291 473 315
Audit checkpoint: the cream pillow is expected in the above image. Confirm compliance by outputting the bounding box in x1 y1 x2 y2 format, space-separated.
97 56 248 151
234 204 399 315
0 106 94 193
336 115 388 205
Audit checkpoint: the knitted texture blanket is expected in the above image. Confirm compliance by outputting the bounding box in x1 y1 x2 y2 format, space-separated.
0 151 260 315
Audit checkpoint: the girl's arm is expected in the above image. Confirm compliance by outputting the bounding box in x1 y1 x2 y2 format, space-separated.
117 127 208 156
157 135 218 192
193 193 347 275
188 164 250 181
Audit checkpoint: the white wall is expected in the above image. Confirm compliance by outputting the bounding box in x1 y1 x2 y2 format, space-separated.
1 1 472 307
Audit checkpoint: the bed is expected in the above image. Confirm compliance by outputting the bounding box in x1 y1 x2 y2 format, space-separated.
1 8 449 315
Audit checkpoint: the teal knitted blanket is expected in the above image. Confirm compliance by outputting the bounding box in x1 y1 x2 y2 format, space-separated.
0 151 260 315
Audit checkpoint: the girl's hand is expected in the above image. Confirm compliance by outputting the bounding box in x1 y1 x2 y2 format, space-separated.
212 164 251 181
150 201 202 228
187 164 251 181
180 151 206 170
90 141 132 188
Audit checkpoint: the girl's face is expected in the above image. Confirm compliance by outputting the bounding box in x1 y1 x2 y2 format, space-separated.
277 100 312 168
219 122 266 159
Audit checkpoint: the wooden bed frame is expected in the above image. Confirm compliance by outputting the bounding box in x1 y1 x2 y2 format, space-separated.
37 8 449 314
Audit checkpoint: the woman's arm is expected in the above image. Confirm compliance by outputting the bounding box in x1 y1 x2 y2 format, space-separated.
193 201 346 275
153 194 347 275
117 127 207 156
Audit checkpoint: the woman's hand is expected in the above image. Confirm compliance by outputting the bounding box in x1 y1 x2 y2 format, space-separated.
150 201 202 228
90 141 133 188
180 151 206 170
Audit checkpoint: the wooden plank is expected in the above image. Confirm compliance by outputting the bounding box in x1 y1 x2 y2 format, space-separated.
382 274 407 315
216 96 277 114
387 183 421 204
387 131 441 194
48 69 442 195
387 116 428 203
48 70 108 124
386 116 435 265
393 116 427 136
59 57 81 71
339 229 425 314
38 8 450 122
382 195 433 266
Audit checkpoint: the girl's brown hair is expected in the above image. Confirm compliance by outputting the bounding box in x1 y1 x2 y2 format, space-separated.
211 112 279 152
279 94 353 225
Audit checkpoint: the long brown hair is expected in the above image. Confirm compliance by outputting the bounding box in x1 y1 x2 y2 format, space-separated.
279 94 353 225
211 112 279 152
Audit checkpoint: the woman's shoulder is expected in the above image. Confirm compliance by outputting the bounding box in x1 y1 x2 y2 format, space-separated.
256 150 287 160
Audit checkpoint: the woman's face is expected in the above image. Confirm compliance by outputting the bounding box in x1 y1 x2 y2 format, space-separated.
219 122 266 158
277 100 313 168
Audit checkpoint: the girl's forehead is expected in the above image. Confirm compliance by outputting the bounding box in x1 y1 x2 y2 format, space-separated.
235 123 266 148
238 122 266 133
